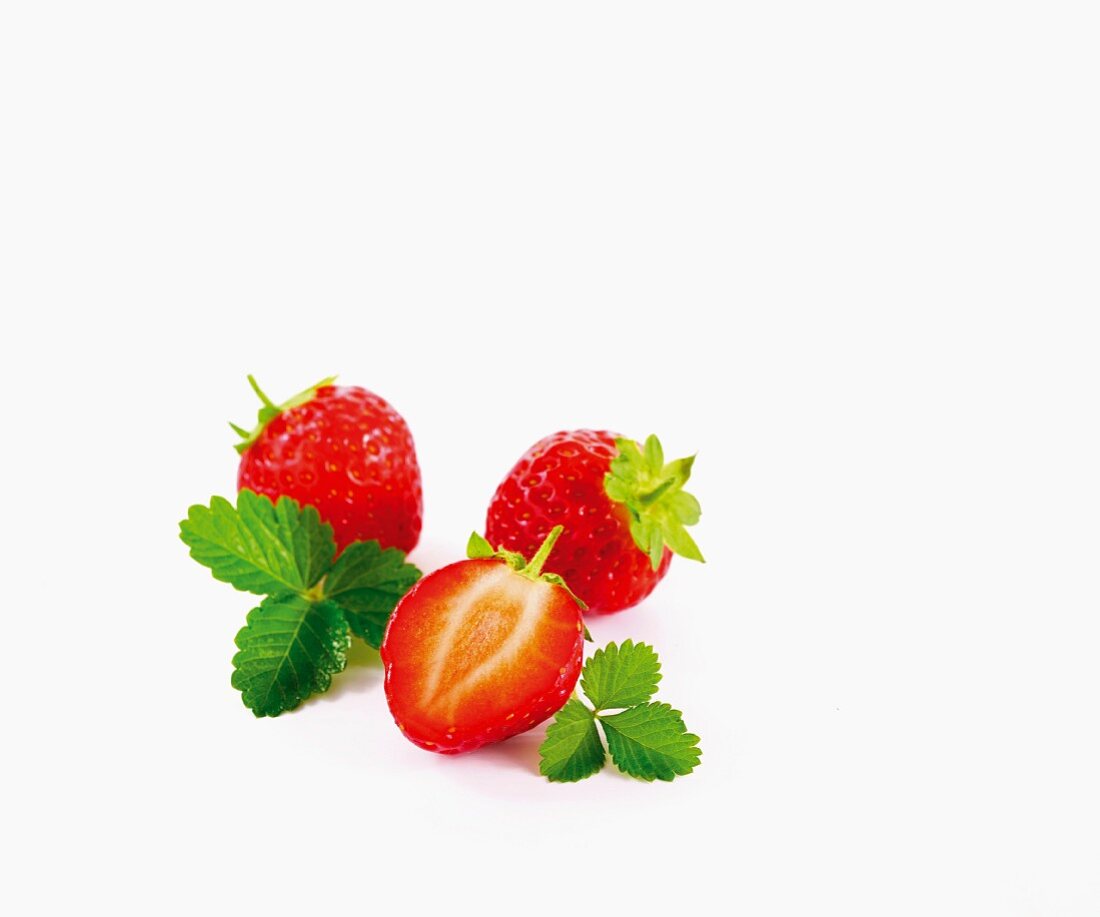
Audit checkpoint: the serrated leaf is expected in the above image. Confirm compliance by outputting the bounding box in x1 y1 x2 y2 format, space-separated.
580 639 662 710
322 540 421 648
539 699 606 782
231 594 350 717
600 702 701 781
180 490 335 596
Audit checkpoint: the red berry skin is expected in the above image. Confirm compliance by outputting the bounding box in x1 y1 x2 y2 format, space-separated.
485 430 671 614
381 558 584 754
238 385 422 554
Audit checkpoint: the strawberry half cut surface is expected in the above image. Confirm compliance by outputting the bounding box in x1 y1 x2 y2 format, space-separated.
381 526 586 754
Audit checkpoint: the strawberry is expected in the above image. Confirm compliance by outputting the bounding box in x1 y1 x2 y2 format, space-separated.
381 526 585 754
484 430 703 614
232 375 422 554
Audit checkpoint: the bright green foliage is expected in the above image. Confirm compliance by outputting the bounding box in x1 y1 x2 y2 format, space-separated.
539 640 701 783
604 434 704 570
580 639 661 711
181 490 420 714
323 540 422 647
601 703 702 782
231 594 350 717
180 490 335 595
538 699 605 782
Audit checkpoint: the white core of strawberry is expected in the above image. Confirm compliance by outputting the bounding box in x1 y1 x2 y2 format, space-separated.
419 565 511 706
421 568 551 719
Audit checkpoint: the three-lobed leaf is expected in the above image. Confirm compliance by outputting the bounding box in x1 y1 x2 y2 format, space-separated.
183 490 427 713
540 640 702 783
232 593 350 717
580 639 661 710
538 698 606 782
180 490 335 595
322 540 421 647
600 702 702 782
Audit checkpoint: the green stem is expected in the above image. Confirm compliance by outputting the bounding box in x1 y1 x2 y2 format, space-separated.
230 374 338 454
525 525 564 578
247 374 277 409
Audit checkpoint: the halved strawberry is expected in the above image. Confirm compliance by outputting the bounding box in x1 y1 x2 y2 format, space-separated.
380 527 585 754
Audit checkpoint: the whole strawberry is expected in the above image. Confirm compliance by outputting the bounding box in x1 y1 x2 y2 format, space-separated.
484 430 702 613
232 376 422 553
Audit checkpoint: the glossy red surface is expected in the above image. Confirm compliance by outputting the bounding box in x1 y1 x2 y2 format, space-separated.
238 385 422 553
485 430 671 613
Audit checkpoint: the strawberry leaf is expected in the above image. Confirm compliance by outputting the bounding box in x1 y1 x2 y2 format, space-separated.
539 698 606 782
600 702 702 781
231 594 350 717
604 434 704 571
580 639 661 711
323 540 421 648
180 490 335 596
540 640 701 784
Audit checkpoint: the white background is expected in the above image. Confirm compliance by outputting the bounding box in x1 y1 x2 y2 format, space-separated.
2 3 1098 915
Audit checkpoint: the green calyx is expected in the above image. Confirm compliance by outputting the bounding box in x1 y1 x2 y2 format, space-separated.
230 374 338 454
467 526 588 611
604 434 705 571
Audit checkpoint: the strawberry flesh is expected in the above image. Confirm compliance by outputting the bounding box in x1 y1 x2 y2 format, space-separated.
381 558 584 754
